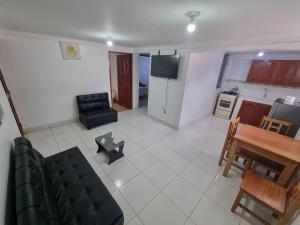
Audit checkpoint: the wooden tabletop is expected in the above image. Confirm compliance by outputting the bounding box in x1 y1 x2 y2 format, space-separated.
235 125 300 163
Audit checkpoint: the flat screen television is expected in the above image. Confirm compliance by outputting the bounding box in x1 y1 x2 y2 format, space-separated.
151 55 180 79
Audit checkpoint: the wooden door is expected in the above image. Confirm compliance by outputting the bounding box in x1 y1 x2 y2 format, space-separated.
237 100 272 127
247 60 273 83
0 69 24 135
117 54 132 109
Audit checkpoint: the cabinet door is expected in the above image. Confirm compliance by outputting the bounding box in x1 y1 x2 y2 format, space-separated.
270 60 290 85
247 60 273 83
237 101 272 127
255 103 272 126
270 60 300 86
237 101 257 125
288 61 300 87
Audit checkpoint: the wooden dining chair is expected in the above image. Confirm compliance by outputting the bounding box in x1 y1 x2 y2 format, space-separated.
232 170 300 225
260 116 293 136
218 117 253 176
252 117 294 178
218 117 240 166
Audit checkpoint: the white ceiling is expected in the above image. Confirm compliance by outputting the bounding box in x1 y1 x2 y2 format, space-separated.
0 0 300 47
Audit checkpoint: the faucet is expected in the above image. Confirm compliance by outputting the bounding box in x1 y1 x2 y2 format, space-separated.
263 88 267 98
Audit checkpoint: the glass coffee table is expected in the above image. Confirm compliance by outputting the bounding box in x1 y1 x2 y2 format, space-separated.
95 132 124 165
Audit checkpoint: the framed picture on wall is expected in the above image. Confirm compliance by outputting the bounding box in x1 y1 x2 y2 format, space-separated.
59 42 81 60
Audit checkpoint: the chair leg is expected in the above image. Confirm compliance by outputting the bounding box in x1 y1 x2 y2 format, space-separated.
231 190 244 212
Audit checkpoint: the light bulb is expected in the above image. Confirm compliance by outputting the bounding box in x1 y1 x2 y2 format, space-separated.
257 51 264 57
187 23 196 33
107 40 113 47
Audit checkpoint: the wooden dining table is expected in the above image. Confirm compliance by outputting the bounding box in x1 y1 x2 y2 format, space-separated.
223 125 300 187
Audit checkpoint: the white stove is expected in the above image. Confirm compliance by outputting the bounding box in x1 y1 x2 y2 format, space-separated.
215 92 238 119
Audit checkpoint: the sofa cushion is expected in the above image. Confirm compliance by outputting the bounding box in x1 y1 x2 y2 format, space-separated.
78 101 109 112
46 147 124 225
14 137 62 225
14 136 32 147
14 137 123 225
77 93 109 103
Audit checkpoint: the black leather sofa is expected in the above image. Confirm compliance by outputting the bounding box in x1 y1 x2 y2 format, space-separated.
76 93 118 130
13 137 124 225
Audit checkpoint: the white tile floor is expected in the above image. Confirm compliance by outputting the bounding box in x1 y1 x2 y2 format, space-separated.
26 108 300 225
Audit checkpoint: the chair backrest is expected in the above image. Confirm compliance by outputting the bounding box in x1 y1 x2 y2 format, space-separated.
259 116 293 136
76 93 110 113
224 117 240 149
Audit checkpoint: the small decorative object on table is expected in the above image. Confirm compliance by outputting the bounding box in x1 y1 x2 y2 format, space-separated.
95 132 124 164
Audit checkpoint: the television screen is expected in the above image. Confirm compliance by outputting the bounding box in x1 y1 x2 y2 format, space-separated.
151 55 180 79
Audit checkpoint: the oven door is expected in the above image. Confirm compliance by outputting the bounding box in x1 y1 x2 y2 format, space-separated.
217 96 235 112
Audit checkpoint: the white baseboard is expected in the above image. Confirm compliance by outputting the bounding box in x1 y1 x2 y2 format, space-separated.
24 119 76 133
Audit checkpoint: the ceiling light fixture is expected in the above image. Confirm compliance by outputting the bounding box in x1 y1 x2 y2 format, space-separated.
257 51 264 57
186 11 200 33
107 40 113 47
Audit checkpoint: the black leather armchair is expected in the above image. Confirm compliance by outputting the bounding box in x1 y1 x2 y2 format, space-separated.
76 93 118 130
13 137 124 225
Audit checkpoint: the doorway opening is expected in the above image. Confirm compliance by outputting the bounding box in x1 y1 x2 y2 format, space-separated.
109 52 133 112
138 53 150 108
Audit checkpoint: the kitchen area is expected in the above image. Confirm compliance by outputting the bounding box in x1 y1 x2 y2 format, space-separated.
215 52 300 138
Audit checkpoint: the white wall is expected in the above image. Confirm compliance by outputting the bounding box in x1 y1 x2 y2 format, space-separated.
109 53 118 101
222 52 300 102
179 53 225 127
139 56 150 85
0 81 20 224
147 50 189 128
0 33 133 129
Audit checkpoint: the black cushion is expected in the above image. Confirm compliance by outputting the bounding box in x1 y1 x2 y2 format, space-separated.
13 137 124 225
46 148 123 225
78 101 109 112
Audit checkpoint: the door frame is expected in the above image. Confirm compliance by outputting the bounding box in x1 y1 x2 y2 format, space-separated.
108 51 133 109
138 53 151 108
0 69 24 136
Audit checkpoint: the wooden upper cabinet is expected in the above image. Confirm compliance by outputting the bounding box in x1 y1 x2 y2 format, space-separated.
247 60 273 83
246 60 300 87
270 60 299 86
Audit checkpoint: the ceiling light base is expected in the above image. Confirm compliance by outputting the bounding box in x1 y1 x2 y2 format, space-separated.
186 11 200 20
